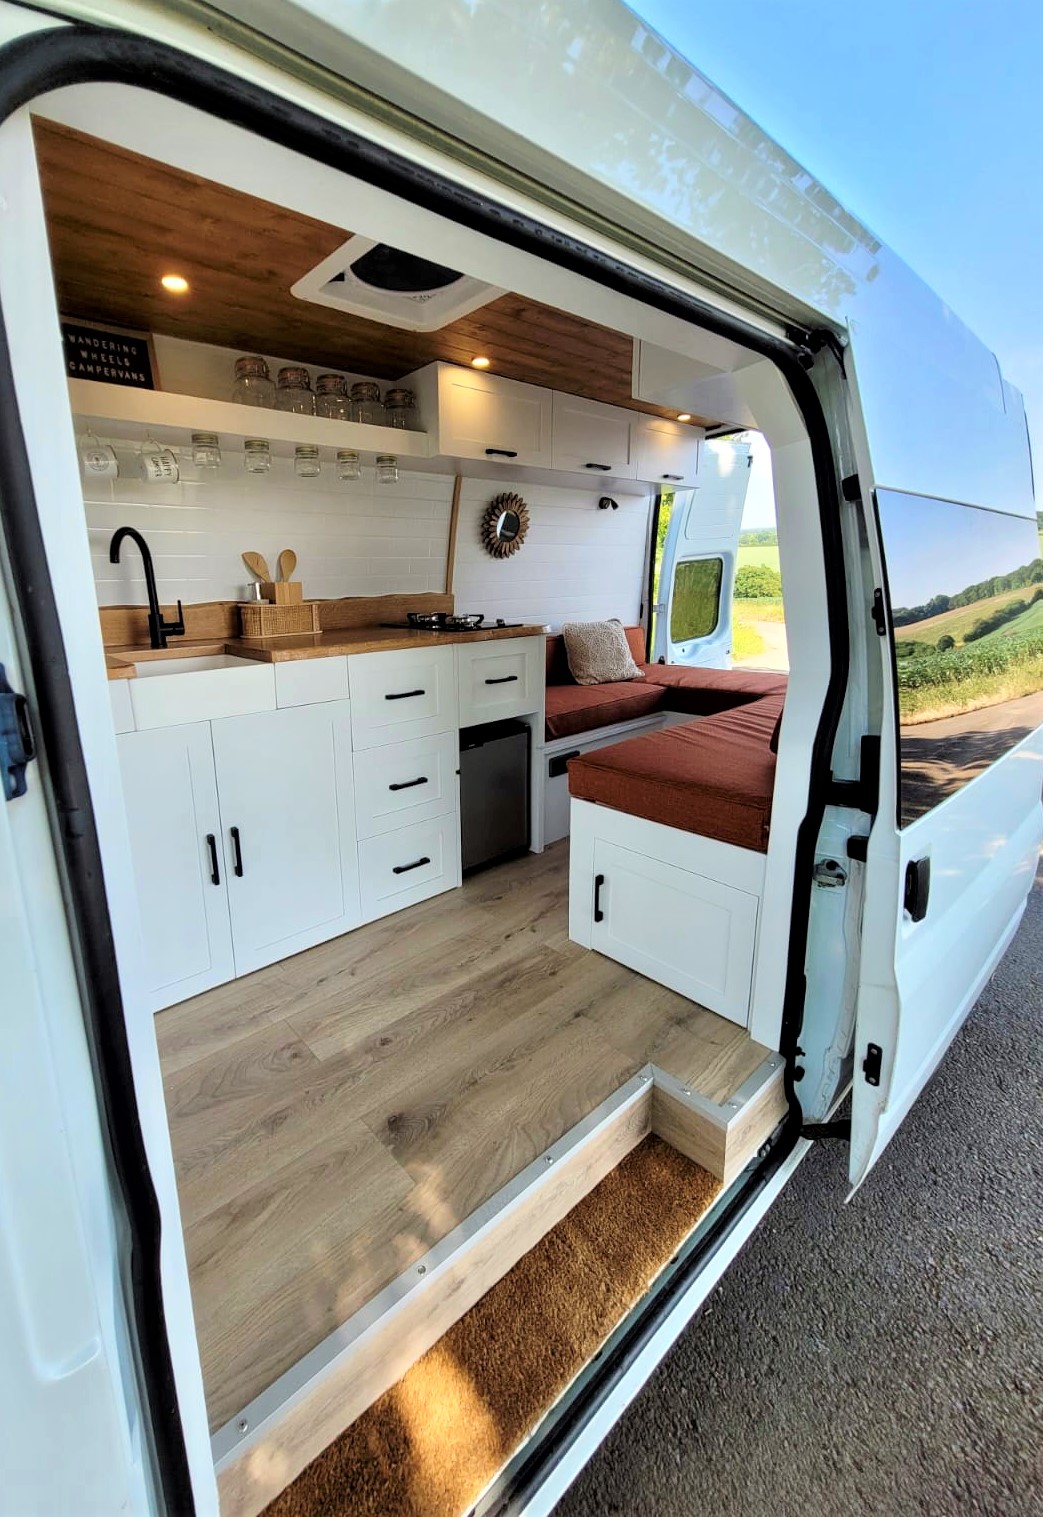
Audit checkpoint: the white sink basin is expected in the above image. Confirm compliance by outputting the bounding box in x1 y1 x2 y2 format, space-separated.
133 654 253 677
127 653 275 729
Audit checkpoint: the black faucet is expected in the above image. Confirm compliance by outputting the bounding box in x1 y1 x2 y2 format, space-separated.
109 526 185 650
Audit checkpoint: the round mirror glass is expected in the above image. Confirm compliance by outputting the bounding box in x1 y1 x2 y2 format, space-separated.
496 509 521 542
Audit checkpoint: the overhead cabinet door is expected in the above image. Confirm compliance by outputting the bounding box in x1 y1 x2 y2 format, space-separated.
211 700 360 975
117 723 233 1011
550 392 637 478
434 366 553 468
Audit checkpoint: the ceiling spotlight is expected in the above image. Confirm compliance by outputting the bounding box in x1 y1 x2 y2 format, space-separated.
161 274 190 294
677 412 692 423
470 355 491 369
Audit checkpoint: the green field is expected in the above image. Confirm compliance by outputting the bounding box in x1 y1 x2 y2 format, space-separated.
737 545 781 571
978 596 1043 644
899 582 1043 646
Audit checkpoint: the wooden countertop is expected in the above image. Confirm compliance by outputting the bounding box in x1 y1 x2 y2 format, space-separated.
105 624 547 678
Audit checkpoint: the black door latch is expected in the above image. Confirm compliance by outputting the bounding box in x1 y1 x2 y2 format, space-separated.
0 664 35 801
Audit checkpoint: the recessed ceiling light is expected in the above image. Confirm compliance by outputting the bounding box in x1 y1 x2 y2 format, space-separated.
677 412 692 423
470 355 491 369
161 274 190 294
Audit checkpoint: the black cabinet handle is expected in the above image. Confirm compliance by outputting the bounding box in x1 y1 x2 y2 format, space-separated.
594 872 605 923
584 462 612 470
484 674 519 685
389 776 428 792
485 447 518 458
385 688 425 701
392 856 431 875
230 826 244 878
548 749 580 779
205 833 221 887
662 473 683 481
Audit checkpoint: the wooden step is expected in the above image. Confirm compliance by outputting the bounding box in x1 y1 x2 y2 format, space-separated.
214 1056 786 1517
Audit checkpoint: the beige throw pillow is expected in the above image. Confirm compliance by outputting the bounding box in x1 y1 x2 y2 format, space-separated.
562 619 643 685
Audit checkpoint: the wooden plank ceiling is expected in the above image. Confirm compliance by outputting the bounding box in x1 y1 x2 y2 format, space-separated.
33 119 706 424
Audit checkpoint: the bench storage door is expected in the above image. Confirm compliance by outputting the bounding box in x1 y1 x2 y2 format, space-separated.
589 839 758 1025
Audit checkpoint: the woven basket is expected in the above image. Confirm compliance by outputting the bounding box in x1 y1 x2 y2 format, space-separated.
239 600 321 637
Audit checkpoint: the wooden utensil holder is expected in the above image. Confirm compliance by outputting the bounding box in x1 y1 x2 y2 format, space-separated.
239 600 320 637
260 581 303 605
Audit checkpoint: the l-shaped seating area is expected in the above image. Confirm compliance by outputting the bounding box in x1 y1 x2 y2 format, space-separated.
544 625 788 1028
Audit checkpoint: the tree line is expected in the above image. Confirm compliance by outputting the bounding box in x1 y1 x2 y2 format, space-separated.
892 558 1043 628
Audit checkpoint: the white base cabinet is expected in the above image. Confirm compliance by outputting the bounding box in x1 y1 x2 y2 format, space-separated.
117 723 233 1012
211 702 360 976
358 813 461 923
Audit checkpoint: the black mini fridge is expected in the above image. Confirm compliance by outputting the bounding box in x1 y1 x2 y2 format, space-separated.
459 718 531 873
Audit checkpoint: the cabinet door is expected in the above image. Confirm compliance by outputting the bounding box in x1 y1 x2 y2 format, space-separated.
437 366 553 467
551 392 637 478
634 416 701 486
117 724 234 1012
211 701 360 976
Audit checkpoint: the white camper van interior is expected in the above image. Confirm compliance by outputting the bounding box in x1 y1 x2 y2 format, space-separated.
25 90 850 1517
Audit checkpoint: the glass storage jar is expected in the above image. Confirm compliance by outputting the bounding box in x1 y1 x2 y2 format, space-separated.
294 444 321 478
375 454 399 485
276 366 316 415
315 374 351 421
383 387 418 430
336 449 361 480
231 355 275 408
191 431 222 469
243 437 271 473
349 381 385 427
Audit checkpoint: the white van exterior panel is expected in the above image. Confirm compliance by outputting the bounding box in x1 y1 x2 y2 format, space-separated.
205 0 1035 517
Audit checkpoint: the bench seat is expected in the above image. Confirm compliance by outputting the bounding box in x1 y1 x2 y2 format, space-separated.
544 680 664 740
641 663 787 715
567 693 784 853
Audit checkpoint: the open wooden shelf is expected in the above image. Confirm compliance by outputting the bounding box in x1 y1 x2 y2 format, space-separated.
68 379 433 462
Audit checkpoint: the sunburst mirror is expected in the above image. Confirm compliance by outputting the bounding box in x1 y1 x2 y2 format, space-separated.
481 492 530 559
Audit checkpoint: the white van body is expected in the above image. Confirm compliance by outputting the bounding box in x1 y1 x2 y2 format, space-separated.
0 3 1037 1514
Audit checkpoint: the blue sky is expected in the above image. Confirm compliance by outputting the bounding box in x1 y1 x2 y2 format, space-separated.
631 0 1043 528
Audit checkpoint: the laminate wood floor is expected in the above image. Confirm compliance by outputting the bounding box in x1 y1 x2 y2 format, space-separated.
157 842 773 1432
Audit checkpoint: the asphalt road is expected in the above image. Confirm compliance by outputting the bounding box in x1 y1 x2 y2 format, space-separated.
556 866 1043 1517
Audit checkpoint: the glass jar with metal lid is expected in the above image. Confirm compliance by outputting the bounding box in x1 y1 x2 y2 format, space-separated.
349 381 385 427
383 387 418 430
276 366 316 415
315 373 351 422
232 355 275 408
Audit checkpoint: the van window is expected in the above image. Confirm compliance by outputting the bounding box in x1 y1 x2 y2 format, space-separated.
670 556 723 641
877 489 1043 824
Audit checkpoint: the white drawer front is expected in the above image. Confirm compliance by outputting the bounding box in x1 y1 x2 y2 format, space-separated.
354 731 459 839
275 656 349 707
348 646 457 749
457 637 542 727
358 814 461 921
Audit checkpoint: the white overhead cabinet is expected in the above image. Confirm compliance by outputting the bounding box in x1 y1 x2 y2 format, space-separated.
117 723 234 1012
633 415 701 487
550 392 637 478
211 702 360 975
406 361 554 469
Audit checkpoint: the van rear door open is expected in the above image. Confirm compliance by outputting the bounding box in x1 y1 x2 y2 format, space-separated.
850 481 1043 1188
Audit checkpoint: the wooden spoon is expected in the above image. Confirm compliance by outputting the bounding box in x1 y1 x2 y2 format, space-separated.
242 550 271 581
278 548 297 582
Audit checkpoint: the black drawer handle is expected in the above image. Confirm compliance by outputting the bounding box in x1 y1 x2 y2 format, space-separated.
205 833 221 887
393 855 431 875
662 473 683 481
548 749 580 779
389 776 428 792
385 688 426 701
594 872 605 923
584 461 612 470
484 674 519 685
485 447 518 458
230 826 244 878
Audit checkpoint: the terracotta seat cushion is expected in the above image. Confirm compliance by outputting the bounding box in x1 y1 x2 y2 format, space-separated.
544 680 665 741
640 663 788 715
567 693 784 852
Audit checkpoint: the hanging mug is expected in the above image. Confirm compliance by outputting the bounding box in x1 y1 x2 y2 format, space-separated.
79 430 118 478
139 438 180 483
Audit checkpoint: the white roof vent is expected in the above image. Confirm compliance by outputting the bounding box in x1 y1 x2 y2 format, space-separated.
291 237 501 332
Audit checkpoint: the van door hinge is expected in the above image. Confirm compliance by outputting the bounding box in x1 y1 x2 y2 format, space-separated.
862 1043 883 1087
800 1119 852 1142
871 588 887 636
0 664 35 801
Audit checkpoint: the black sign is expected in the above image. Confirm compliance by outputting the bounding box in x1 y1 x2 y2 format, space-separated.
61 319 156 390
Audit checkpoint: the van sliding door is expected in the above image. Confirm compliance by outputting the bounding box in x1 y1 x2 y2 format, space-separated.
851 486 1043 1187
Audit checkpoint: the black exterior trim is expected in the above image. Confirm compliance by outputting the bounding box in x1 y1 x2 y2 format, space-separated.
0 19 852 1510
